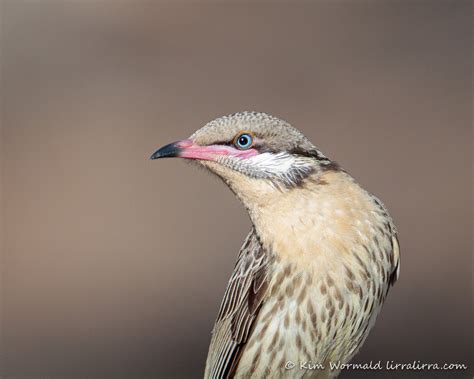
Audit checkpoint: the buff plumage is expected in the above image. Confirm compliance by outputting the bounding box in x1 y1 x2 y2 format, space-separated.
151 112 400 379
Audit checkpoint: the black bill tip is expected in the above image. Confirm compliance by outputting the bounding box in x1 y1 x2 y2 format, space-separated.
150 142 183 160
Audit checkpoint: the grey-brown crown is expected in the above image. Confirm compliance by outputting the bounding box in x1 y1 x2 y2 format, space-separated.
190 111 316 154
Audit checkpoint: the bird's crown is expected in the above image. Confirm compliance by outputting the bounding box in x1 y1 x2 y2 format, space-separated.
191 111 315 154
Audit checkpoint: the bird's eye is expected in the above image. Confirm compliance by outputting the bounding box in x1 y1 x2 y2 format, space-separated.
234 133 254 150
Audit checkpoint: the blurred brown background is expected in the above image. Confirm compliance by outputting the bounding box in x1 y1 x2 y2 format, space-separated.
0 1 471 378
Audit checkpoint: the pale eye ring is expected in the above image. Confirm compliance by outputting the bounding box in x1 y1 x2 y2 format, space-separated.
234 133 254 150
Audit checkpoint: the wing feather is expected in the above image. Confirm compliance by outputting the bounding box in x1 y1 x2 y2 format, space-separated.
371 194 400 287
204 229 270 379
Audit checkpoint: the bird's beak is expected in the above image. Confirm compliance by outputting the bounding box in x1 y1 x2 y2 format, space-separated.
150 140 188 160
151 139 258 161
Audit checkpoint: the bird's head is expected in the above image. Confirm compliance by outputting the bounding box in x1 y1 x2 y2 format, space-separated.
151 112 338 204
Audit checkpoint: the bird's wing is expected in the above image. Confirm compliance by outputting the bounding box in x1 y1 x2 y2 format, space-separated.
372 194 400 287
204 228 270 379
389 233 400 286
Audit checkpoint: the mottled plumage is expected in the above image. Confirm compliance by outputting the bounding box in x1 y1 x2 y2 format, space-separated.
151 112 400 379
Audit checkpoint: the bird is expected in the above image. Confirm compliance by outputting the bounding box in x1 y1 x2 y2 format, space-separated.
150 111 400 379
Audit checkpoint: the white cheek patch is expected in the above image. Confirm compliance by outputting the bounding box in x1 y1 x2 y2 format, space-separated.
246 152 299 175
247 152 312 174
217 152 316 187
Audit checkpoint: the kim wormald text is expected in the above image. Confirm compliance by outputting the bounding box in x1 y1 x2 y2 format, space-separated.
290 360 468 371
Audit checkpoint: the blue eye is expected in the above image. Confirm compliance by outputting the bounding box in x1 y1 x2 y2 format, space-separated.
235 133 253 150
